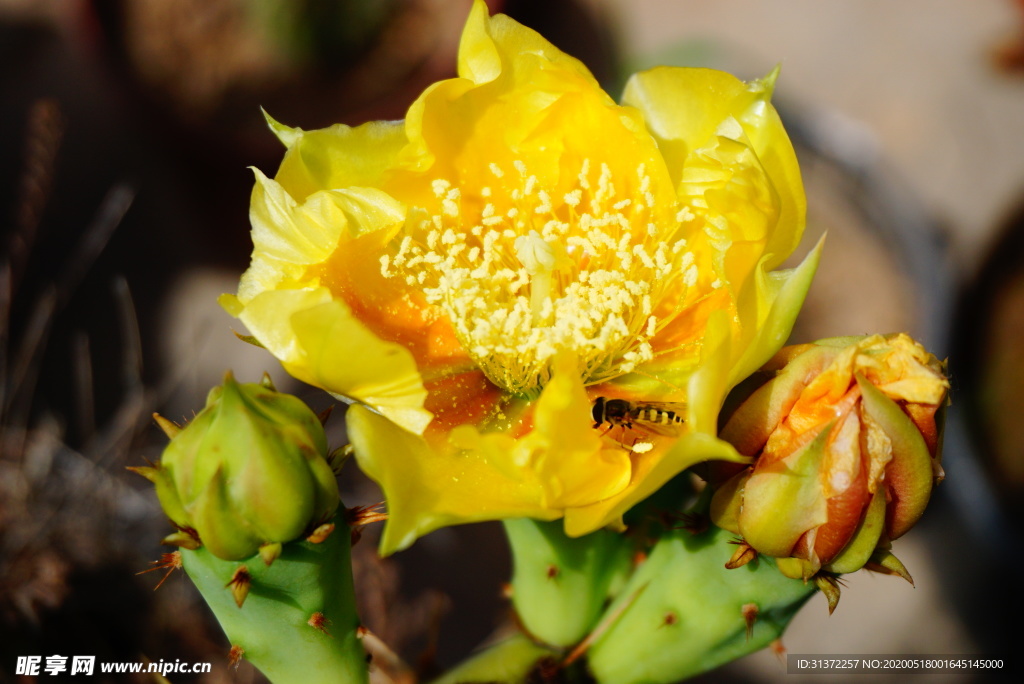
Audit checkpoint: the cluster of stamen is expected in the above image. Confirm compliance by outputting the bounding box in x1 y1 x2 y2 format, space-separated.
380 159 703 396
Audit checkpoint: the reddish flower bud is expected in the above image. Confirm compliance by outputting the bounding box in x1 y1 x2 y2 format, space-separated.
710 334 948 582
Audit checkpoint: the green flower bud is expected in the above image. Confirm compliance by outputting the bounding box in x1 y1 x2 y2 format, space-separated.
151 373 339 560
709 335 947 587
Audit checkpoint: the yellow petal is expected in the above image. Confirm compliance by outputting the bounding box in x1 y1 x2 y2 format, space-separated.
230 287 332 361
225 166 428 431
351 355 633 552
262 108 302 148
240 171 342 299
622 66 805 270
270 117 408 202
395 0 674 227
685 309 739 434
234 288 431 435
348 405 558 555
729 235 824 386
239 172 406 301
457 0 596 87
623 67 748 177
525 353 632 508
565 431 744 537
859 333 949 405
288 300 431 434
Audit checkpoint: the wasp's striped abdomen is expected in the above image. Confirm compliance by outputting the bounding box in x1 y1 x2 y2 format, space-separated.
592 397 686 433
634 405 684 425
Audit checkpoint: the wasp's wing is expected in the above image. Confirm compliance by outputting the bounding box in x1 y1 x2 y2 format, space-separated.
632 401 688 412
628 420 682 437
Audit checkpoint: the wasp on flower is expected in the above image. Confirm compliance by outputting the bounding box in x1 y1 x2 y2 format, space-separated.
220 0 820 554
590 396 687 455
591 397 686 435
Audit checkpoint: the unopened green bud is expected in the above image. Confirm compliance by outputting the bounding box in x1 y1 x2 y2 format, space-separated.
152 372 339 560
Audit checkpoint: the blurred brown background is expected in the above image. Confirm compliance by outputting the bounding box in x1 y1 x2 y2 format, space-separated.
2 0 1023 682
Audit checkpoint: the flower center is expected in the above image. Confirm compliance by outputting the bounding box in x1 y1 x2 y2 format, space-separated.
380 159 701 396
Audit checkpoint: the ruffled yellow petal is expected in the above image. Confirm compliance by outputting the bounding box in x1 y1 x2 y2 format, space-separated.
267 113 408 202
565 427 748 537
239 171 406 298
855 334 949 405
228 288 430 434
622 66 805 271
523 353 632 509
239 170 342 299
394 0 674 230
348 405 559 556
287 300 431 434
728 236 823 386
225 166 433 432
457 0 596 87
222 287 327 359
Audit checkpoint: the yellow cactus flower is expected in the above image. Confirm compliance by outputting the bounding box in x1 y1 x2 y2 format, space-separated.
221 0 819 554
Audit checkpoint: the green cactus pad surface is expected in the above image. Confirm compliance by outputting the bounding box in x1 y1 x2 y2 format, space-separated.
430 633 557 684
180 512 366 684
504 518 632 648
587 525 815 684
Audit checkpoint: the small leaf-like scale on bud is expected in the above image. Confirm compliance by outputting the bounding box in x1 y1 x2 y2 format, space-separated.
227 566 251 608
126 465 159 483
153 413 182 439
161 531 200 551
725 541 758 570
306 523 335 544
814 574 842 614
865 548 914 585
258 543 282 566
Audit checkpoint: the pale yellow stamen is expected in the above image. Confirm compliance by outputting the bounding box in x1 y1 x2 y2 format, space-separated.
381 159 701 395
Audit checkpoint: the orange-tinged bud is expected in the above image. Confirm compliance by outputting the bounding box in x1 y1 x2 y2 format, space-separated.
710 334 948 580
